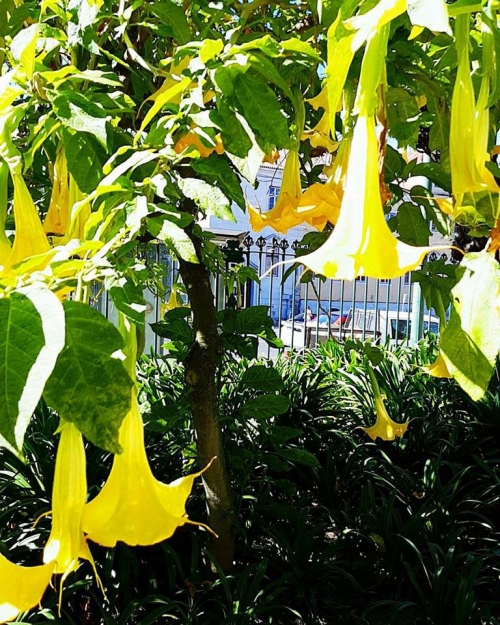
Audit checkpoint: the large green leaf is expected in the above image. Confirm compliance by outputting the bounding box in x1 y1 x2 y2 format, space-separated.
148 216 198 262
395 202 430 246
191 155 245 210
0 286 65 454
243 394 291 419
63 129 106 193
178 177 235 222
242 365 284 392
233 74 290 148
440 253 500 401
51 90 108 146
43 302 133 453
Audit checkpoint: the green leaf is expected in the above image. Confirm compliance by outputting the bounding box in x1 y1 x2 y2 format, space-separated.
242 365 284 391
43 302 133 453
429 99 451 174
178 177 235 222
150 309 194 343
384 144 406 183
63 129 106 193
215 102 252 158
51 90 108 147
281 38 322 60
235 306 273 334
148 216 198 262
395 202 430 246
243 394 291 419
0 286 65 454
440 253 500 401
107 277 147 326
199 38 224 63
150 1 191 44
409 162 451 193
277 448 321 468
233 73 290 148
191 155 245 210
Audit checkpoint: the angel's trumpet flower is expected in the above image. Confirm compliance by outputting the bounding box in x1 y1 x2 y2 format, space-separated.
160 285 185 317
43 421 97 584
1 170 50 273
249 150 302 234
0 160 11 261
64 175 90 242
297 114 436 279
450 14 498 196
44 147 70 237
174 128 224 158
362 395 409 441
83 388 213 547
0 554 53 624
362 365 408 441
302 86 338 153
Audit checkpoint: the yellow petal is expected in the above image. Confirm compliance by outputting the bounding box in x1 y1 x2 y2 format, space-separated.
0 161 11 263
362 396 408 441
44 422 95 581
83 390 211 547
297 183 341 230
298 114 436 280
4 172 50 271
0 554 53 623
423 351 451 378
174 129 224 158
44 147 70 236
450 15 498 196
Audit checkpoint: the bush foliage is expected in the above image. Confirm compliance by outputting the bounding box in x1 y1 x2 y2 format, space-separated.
1 340 499 624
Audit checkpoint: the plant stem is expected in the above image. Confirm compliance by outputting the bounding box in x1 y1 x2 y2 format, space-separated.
177 224 235 572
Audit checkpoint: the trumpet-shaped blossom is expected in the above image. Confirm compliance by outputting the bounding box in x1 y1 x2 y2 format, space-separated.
450 15 498 196
0 161 11 260
43 421 96 582
44 148 70 237
248 150 302 234
0 169 50 274
83 389 213 547
174 128 224 158
0 555 53 624
297 114 436 280
362 396 408 442
302 86 338 153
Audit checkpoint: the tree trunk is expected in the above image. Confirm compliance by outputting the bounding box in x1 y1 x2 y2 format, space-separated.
177 235 235 572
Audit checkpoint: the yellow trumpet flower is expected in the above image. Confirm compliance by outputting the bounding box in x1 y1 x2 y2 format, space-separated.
174 128 224 158
362 396 408 441
450 14 498 196
0 161 11 261
83 388 213 547
302 86 338 153
249 150 302 234
1 170 50 273
423 351 451 378
160 285 185 317
43 421 97 583
44 147 70 237
297 114 435 280
0 554 53 624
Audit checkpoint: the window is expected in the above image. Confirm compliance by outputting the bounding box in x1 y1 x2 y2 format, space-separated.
404 272 410 286
268 186 280 210
356 276 366 282
430 220 438 233
380 278 391 285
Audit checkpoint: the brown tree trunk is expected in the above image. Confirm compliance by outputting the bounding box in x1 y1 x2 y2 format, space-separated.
177 232 235 572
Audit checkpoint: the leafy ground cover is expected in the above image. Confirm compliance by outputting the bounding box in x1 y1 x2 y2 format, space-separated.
1 340 499 624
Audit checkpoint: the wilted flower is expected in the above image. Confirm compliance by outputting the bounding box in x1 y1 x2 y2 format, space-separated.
362 395 408 441
83 389 213 547
0 555 53 624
